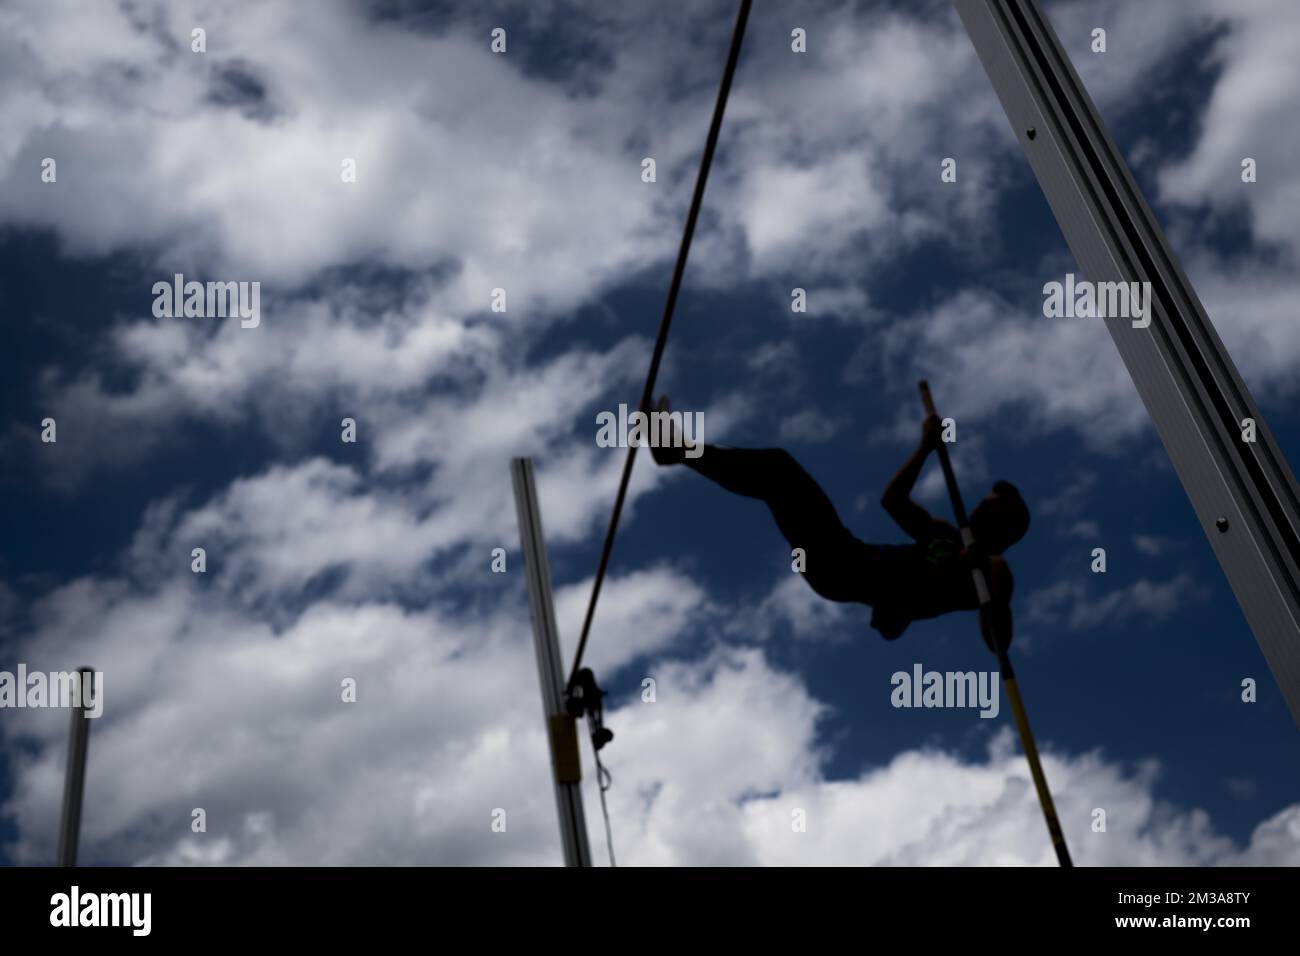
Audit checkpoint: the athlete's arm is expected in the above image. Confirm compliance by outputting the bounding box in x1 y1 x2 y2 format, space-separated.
882 414 954 541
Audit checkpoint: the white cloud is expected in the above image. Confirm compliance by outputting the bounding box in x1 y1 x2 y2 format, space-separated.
3 557 1292 867
1177 259 1300 406
1043 0 1216 113
1156 0 1300 260
133 458 444 609
16 0 1278 485
0 551 713 865
1039 471 1099 520
592 649 1300 866
1067 520 1102 540
1133 533 1179 557
0 0 1016 319
743 573 851 643
777 409 842 444
554 566 711 678
735 153 890 271
915 431 992 506
875 289 1149 448
0 0 674 311
803 285 874 323
1025 573 1204 632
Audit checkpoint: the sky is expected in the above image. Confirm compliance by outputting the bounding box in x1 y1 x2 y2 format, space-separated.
2 0 1300 866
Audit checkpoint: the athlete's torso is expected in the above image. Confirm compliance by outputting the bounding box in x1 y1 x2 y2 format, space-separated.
869 535 983 639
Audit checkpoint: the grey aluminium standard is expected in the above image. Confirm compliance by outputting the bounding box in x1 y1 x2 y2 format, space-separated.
57 666 95 867
954 0 1300 727
511 457 593 867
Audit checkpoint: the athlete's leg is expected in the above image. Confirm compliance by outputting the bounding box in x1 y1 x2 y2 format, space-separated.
676 444 878 604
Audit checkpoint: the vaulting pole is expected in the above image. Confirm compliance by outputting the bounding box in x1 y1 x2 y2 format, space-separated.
57 666 95 867
918 382 1073 867
511 458 593 867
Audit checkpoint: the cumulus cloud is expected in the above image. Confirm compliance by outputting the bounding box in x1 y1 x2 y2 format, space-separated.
592 650 1300 866
872 289 1149 448
0 0 676 310
1133 533 1180 557
554 566 712 677
777 409 842 444
1025 573 1205 632
4 585 560 865
1 531 1289 867
1067 520 1102 540
1039 471 1100 521
1155 0 1300 261
0 544 720 865
911 431 992 507
742 573 851 643
14 0 1281 485
0 0 1127 435
6 0 1297 466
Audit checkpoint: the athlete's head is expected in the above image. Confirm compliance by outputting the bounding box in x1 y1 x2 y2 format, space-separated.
969 480 1030 554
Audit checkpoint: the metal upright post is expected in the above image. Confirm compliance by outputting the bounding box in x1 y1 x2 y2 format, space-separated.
955 0 1300 727
57 666 95 867
511 458 593 867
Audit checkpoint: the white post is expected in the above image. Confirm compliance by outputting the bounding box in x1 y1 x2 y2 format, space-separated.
511 458 592 867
